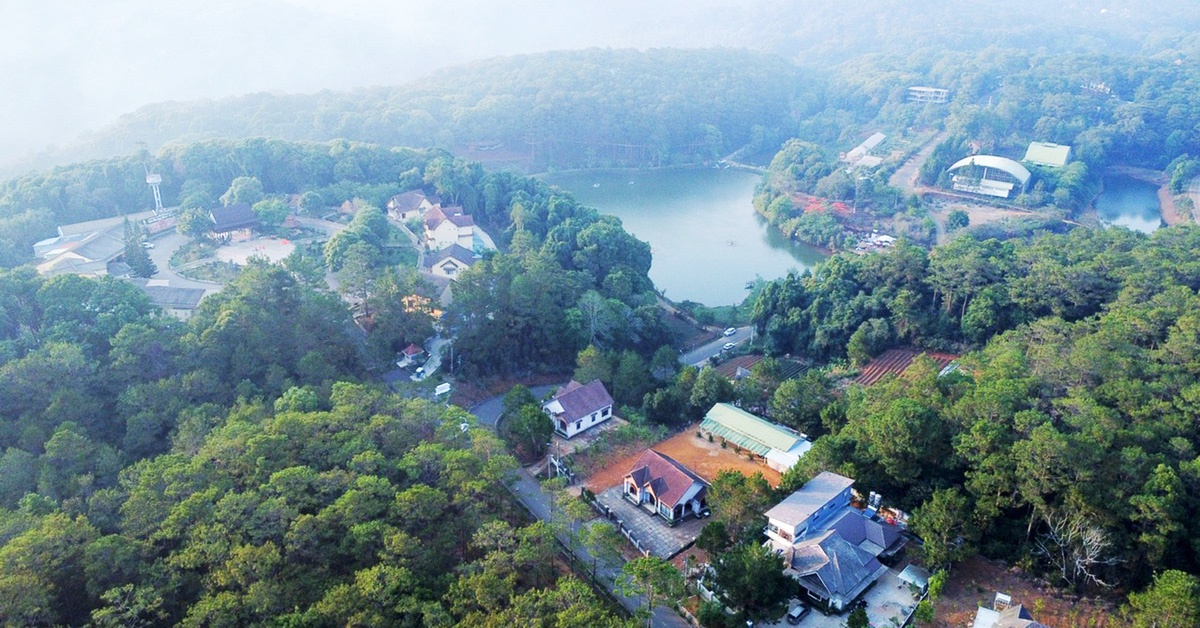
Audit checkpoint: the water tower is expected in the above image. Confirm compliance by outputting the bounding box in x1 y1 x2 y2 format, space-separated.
146 172 163 213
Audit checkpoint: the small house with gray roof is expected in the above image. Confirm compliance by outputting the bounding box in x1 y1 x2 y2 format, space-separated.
386 189 438 221
622 449 709 524
542 379 614 438
782 529 888 612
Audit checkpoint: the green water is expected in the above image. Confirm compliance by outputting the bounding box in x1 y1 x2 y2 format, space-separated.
1095 175 1163 233
543 168 826 306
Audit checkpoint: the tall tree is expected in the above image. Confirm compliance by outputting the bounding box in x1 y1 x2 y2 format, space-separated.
123 219 157 278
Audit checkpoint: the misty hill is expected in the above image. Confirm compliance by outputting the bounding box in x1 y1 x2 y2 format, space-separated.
20 48 806 175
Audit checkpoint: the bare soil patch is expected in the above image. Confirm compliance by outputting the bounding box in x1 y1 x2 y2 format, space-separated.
582 425 781 492
934 555 1116 628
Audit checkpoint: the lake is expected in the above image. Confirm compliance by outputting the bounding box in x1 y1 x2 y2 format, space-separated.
1095 175 1163 233
543 168 826 306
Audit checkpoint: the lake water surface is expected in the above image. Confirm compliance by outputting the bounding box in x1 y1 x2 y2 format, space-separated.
1095 175 1163 233
543 168 826 306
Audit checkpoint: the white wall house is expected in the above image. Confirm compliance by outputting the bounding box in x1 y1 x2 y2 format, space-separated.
623 449 709 524
542 380 614 439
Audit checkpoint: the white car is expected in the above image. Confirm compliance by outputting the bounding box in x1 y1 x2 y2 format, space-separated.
723 327 737 336
722 342 735 351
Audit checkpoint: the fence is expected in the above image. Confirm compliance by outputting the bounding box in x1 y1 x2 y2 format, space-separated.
547 453 579 485
583 490 653 557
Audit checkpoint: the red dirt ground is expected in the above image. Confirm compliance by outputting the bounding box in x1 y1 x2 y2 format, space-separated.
934 555 1116 628
582 425 782 492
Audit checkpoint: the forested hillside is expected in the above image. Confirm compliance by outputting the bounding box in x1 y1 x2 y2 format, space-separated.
747 226 1200 589
16 48 805 175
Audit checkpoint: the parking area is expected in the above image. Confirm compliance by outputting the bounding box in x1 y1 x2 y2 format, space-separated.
759 570 921 628
593 486 707 559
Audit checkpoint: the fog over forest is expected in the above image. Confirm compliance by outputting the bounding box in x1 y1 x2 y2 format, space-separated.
7 0 1200 169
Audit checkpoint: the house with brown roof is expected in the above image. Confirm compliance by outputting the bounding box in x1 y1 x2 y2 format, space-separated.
424 205 475 250
542 380 614 438
623 450 709 524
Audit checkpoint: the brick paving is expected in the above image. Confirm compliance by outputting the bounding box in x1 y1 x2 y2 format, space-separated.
594 486 707 559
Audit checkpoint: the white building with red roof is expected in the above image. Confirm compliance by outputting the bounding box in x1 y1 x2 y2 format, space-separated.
542 379 614 438
622 449 709 524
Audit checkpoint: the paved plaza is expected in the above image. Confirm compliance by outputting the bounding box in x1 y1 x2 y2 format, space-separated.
594 486 707 559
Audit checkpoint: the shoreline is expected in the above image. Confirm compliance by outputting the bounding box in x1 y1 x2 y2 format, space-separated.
1102 165 1188 226
531 161 767 179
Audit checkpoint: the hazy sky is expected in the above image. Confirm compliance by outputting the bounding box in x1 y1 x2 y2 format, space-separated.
0 0 750 165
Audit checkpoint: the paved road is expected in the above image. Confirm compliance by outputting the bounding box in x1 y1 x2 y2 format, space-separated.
469 386 695 628
680 326 753 367
507 468 691 628
146 231 224 294
470 384 558 429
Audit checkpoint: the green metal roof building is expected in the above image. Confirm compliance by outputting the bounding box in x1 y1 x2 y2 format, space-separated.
1022 141 1072 168
699 403 812 472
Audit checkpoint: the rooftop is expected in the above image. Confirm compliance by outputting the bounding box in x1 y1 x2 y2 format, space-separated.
765 471 855 527
626 449 708 508
854 348 959 386
1022 142 1072 168
546 379 614 423
211 204 259 232
700 403 808 456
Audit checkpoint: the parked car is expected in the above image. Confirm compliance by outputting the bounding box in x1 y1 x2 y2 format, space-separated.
722 342 735 351
786 604 810 625
141 242 155 249
723 327 737 336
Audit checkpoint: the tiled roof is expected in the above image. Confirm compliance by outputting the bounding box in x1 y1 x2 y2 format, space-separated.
714 355 763 379
446 213 474 228
210 204 259 233
827 509 903 556
402 343 424 357
423 244 476 270
625 449 708 508
387 190 430 212
854 348 958 386
765 472 854 527
788 530 885 600
142 285 206 309
549 379 613 422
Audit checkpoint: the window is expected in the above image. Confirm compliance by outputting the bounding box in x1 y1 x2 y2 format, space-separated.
603 406 611 417
575 420 582 431
591 416 596 423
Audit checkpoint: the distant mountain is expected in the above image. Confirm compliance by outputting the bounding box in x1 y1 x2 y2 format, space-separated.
8 48 808 176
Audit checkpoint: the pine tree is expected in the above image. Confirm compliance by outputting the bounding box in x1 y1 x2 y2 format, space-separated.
124 219 158 278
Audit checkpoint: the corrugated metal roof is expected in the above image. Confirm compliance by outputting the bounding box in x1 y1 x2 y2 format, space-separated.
701 403 802 454
948 155 1031 185
1022 142 1071 168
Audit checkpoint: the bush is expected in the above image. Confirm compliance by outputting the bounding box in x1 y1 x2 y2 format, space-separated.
697 600 733 628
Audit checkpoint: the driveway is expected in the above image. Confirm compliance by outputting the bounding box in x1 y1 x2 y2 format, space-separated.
758 570 921 628
680 326 753 367
146 231 223 294
594 486 706 559
469 384 558 429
